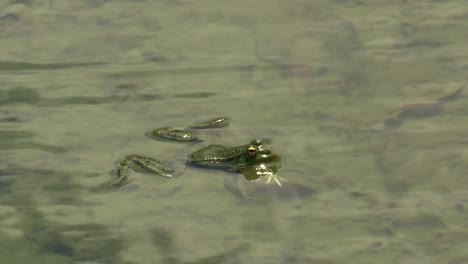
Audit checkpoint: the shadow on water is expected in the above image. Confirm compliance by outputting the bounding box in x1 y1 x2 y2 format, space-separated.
105 62 328 82
0 168 125 263
0 130 65 153
183 246 248 264
150 227 248 264
1 168 97 205
0 86 156 106
0 167 248 263
0 86 221 108
0 170 16 194
0 60 105 71
19 206 124 263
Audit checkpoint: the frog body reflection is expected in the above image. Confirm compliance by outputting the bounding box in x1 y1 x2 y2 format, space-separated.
111 117 290 199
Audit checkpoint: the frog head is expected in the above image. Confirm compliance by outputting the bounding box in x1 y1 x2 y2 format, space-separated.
235 139 282 182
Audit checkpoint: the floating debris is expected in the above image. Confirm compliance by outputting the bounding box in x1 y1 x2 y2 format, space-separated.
384 86 464 129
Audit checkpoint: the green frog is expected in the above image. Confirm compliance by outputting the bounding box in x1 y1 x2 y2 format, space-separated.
111 117 286 194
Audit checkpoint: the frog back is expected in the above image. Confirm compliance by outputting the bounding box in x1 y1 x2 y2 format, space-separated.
188 144 244 169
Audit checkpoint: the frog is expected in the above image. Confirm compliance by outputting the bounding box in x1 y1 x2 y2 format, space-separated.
188 138 284 184
110 117 290 199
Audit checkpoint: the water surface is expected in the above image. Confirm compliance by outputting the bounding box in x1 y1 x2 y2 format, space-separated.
1 1 468 263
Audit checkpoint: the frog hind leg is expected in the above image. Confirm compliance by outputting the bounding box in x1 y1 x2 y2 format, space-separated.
111 154 174 187
188 116 230 129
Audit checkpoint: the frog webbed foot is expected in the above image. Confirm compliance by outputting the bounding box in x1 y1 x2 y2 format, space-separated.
264 173 287 187
238 163 286 187
256 164 286 187
111 154 174 187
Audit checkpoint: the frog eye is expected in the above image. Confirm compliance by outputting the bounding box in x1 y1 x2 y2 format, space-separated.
247 146 257 157
251 139 263 146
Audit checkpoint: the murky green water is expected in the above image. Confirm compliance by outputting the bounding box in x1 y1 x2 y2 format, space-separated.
1 1 468 263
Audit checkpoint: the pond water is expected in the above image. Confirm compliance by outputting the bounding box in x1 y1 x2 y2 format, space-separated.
1 1 468 263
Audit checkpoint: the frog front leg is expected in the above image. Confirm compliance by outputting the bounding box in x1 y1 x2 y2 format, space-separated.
236 163 286 187
111 154 174 187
